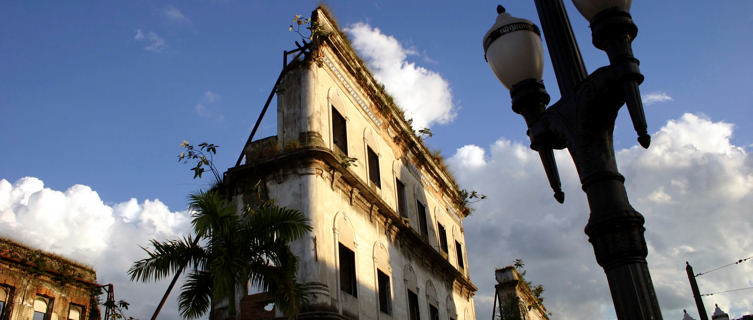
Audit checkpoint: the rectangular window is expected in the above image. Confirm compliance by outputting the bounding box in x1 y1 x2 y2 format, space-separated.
430 304 439 320
455 241 465 269
367 146 381 188
332 106 348 154
396 178 407 217
339 243 357 298
438 223 449 254
408 289 420 320
377 270 392 315
417 201 428 238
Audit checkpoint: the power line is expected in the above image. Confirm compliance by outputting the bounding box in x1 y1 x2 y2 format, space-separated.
696 255 753 277
701 286 753 297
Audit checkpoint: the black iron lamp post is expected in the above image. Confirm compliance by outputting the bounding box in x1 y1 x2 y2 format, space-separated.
483 0 662 319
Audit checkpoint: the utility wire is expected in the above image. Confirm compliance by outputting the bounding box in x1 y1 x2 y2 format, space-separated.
696 255 753 277
701 286 753 297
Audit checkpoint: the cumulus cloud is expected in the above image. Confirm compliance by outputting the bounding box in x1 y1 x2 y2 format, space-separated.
346 23 456 130
643 91 674 106
195 90 224 121
0 177 193 319
134 29 166 53
162 5 191 25
448 113 753 319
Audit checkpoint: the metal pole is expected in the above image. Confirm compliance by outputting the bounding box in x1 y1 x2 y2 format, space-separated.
686 262 709 320
531 0 587 96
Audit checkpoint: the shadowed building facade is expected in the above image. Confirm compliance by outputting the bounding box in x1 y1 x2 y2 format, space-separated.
226 6 477 320
0 238 99 320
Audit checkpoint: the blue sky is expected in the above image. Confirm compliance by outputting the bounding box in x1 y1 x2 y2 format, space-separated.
2 1 753 319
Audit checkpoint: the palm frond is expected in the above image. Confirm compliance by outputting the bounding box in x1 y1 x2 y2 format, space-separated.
189 190 236 238
178 270 213 319
245 205 312 243
128 236 206 282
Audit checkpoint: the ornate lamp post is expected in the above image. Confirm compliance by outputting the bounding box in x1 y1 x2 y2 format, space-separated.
483 1 662 319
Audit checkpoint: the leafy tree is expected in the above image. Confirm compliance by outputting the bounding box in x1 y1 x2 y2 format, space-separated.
129 141 312 319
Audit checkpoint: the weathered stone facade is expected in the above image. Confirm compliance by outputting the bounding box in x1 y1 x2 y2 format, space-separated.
225 6 477 320
0 238 99 320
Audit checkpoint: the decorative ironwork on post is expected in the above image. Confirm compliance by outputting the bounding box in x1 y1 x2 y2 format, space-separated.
483 1 662 318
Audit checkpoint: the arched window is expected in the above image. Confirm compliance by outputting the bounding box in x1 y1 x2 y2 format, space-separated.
0 286 9 316
363 128 381 189
426 280 439 320
334 212 357 298
446 294 457 320
373 242 391 315
328 88 349 156
404 265 420 320
68 304 83 320
33 297 50 320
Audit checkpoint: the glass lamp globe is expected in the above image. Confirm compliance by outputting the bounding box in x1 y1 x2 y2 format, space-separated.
483 6 544 90
572 0 632 21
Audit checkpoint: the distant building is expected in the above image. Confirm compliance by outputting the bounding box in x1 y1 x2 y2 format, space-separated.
713 304 730 320
683 304 753 320
226 5 477 320
0 237 99 320
494 266 548 320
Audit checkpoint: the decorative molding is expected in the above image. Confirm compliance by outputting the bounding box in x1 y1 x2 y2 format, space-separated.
322 55 383 127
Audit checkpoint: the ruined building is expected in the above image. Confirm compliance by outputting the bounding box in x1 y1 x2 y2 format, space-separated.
0 237 99 320
225 6 477 320
494 266 548 320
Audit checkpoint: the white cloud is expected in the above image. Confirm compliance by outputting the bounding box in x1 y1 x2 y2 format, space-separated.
195 90 223 121
162 5 191 25
345 23 456 130
643 91 674 105
448 113 753 319
134 29 166 53
0 177 193 319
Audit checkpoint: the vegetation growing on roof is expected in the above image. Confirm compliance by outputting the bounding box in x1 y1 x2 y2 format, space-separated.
309 5 475 215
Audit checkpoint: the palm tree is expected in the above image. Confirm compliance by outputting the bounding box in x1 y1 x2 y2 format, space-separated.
129 189 312 319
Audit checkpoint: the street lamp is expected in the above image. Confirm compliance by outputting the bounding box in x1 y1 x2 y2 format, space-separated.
483 1 662 319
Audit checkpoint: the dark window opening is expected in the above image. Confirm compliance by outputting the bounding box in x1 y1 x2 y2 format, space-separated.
377 270 392 315
0 286 8 317
417 201 428 238
455 241 465 269
396 178 407 217
438 223 449 254
339 243 357 297
408 289 420 320
367 146 381 188
332 106 348 154
430 304 439 320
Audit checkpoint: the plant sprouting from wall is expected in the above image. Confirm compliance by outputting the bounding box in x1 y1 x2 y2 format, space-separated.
459 189 487 212
418 128 433 139
178 141 221 183
339 153 358 168
513 259 545 303
289 14 326 41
